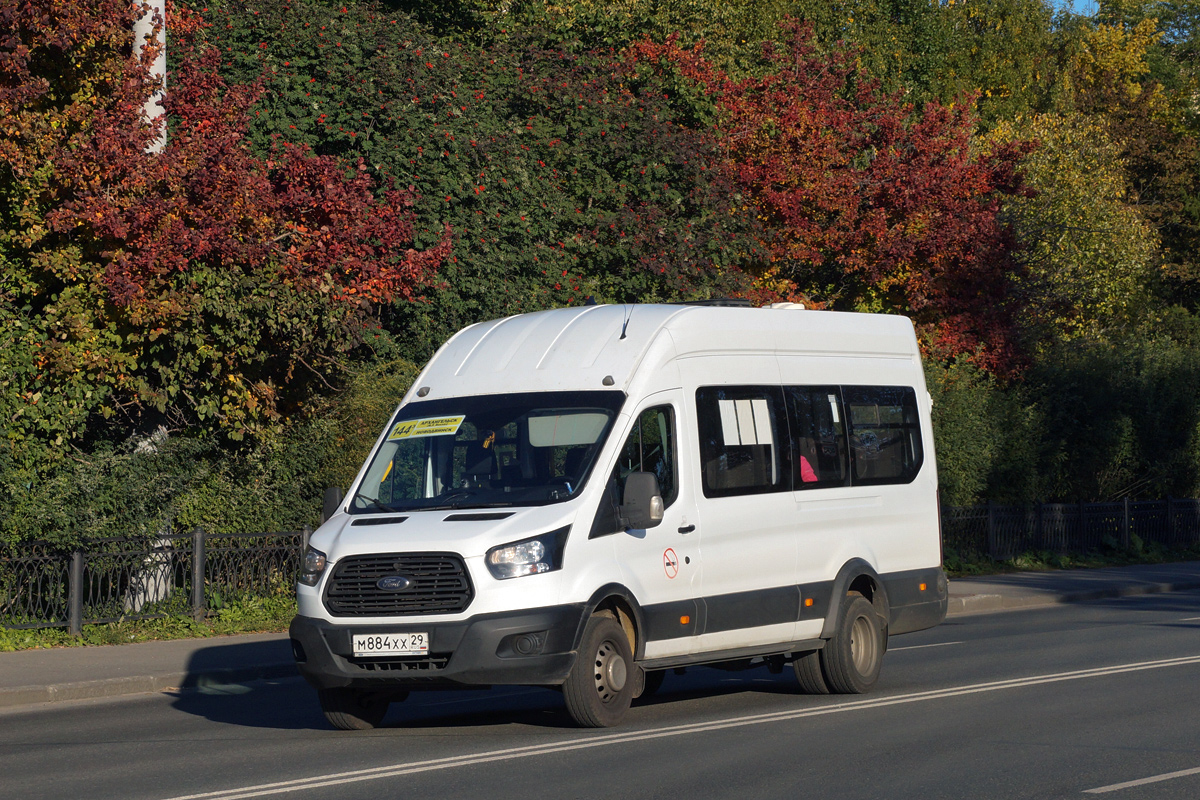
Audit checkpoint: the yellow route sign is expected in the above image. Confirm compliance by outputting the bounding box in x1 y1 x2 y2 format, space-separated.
387 415 466 441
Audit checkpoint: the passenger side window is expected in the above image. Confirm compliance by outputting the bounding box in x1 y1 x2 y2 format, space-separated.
696 386 789 497
612 405 678 508
785 387 849 489
843 386 923 484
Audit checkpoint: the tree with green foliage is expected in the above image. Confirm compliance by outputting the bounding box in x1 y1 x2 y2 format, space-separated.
760 0 1065 127
1026 315 1200 501
990 113 1158 341
532 0 795 73
1070 3 1200 298
940 0 1063 124
194 0 758 354
924 354 1043 506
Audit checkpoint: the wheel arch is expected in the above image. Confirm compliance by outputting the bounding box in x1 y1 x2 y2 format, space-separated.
574 583 647 659
819 558 891 640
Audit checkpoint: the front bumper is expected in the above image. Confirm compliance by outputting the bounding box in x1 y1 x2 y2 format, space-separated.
289 604 585 691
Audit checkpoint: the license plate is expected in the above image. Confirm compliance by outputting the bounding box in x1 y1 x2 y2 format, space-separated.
352 632 429 657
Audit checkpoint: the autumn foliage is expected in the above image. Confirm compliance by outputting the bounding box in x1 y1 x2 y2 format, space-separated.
12 0 1200 539
202 2 758 345
631 23 1034 368
0 0 449 443
77 39 449 311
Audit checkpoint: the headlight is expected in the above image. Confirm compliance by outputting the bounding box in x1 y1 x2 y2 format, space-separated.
486 526 570 580
298 546 328 587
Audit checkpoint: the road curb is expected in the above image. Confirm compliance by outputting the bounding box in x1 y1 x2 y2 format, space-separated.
4 576 1199 710
947 579 1200 616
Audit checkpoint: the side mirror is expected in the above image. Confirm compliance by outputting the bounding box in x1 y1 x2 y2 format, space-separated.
621 472 664 529
322 486 345 523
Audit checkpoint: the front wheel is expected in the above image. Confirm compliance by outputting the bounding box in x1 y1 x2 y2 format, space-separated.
563 613 635 727
820 592 885 694
317 688 399 730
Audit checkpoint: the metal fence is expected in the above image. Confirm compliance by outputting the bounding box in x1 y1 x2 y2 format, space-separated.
943 498 1200 562
7 499 1200 630
0 528 308 633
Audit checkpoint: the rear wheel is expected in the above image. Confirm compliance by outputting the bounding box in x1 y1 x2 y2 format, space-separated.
317 688 399 730
563 613 635 727
792 649 830 694
820 592 885 694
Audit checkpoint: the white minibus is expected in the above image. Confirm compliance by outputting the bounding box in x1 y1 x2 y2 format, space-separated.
290 302 948 728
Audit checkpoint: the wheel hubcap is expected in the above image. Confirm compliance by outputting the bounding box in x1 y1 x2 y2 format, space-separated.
593 639 627 701
850 614 877 675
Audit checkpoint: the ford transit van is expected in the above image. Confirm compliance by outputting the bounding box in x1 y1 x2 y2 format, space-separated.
289 302 948 728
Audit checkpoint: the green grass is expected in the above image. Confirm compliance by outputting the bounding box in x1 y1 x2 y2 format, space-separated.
0 593 295 652
944 539 1200 578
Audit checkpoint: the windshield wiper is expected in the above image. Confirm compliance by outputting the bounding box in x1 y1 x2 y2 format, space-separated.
419 499 517 512
351 493 402 513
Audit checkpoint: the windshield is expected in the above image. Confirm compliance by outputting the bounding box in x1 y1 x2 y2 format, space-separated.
350 391 626 514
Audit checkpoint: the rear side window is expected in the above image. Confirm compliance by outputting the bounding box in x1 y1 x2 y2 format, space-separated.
786 387 849 489
843 386 923 485
697 386 789 497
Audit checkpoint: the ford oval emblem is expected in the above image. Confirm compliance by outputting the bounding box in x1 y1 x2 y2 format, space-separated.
376 575 412 592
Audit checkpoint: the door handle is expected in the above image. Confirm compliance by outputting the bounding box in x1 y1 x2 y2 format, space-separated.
678 524 696 534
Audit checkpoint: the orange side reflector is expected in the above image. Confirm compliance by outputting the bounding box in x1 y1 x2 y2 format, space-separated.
680 615 691 625
919 583 927 591
804 598 814 607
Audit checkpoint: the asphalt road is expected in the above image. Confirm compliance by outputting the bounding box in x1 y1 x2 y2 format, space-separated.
3 591 1199 800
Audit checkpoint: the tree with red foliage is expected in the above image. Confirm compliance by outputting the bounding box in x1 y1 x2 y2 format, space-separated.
631 22 1034 369
0 0 449 446
193 1 760 356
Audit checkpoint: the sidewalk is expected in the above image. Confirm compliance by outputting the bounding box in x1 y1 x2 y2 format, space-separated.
0 631 295 709
945 560 1200 614
2 561 1199 710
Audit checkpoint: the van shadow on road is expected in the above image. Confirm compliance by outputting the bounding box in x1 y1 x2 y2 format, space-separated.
168 658 806 733
167 590 1200 732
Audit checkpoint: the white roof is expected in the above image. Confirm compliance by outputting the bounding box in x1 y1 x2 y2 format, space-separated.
402 304 918 403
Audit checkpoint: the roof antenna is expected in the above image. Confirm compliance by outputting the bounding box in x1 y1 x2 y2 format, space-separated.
619 305 632 340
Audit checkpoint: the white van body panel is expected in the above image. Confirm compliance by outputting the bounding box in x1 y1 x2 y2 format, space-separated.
291 303 948 707
609 389 703 661
402 305 691 403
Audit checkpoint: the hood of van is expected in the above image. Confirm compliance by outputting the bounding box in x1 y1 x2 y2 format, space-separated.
310 503 580 564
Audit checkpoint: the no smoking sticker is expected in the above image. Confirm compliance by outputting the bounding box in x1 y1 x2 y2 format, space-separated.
663 548 679 579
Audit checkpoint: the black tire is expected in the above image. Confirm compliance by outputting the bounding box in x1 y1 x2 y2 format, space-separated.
563 613 635 727
317 688 396 730
820 592 885 694
792 649 830 694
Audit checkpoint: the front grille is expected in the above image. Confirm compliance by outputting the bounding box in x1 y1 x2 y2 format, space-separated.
324 552 473 617
348 654 451 672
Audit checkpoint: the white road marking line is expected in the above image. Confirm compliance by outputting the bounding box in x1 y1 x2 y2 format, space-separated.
1084 765 1200 793
1179 616 1200 622
161 654 1200 800
889 641 963 651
